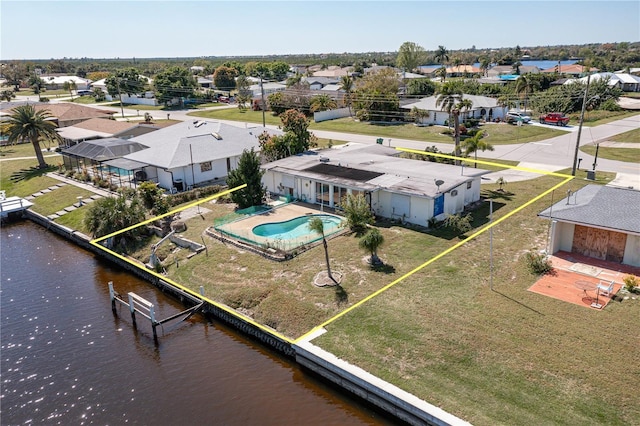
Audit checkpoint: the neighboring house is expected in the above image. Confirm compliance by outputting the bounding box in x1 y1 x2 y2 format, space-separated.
248 81 287 98
16 102 116 128
312 66 353 78
303 76 340 90
401 94 506 125
486 65 516 78
446 65 482 77
565 72 640 92
417 65 440 77
90 76 155 103
540 64 598 76
123 120 282 191
197 77 214 89
261 143 490 227
538 185 640 267
55 117 162 147
41 75 91 90
61 137 149 180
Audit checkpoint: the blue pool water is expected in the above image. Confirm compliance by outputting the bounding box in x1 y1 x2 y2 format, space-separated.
252 214 343 240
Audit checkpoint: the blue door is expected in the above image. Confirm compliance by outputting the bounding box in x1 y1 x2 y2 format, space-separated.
433 194 444 217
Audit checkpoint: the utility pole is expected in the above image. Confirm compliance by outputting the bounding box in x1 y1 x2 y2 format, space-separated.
571 71 591 176
116 78 125 118
260 75 266 127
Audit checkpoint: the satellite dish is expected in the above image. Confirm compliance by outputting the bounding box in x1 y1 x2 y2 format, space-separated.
435 179 444 193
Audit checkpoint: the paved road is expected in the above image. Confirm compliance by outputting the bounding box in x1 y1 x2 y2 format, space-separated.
41 97 639 185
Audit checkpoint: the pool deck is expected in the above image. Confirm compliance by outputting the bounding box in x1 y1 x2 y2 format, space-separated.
215 202 344 250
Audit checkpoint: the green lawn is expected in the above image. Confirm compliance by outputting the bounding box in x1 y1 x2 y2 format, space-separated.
580 145 640 163
71 95 98 104
0 158 60 198
189 109 567 145
29 185 95 216
609 127 640 143
568 110 640 126
0 143 61 160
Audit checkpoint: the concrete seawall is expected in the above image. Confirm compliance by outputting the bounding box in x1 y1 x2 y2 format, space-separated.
23 210 465 425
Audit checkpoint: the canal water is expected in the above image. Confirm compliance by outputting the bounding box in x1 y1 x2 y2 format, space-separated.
1 221 393 425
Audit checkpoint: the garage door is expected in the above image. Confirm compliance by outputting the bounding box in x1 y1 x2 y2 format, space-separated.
572 225 627 263
391 193 410 219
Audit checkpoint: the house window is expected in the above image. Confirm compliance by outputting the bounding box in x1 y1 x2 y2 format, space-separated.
467 181 472 189
200 161 212 172
315 182 329 205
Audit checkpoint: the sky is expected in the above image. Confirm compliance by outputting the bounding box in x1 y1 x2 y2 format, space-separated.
1 0 639 60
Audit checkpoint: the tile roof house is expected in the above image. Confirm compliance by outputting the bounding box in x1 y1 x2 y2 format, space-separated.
401 94 506 125
538 185 640 267
261 143 491 227
56 117 162 146
29 102 115 127
540 64 599 76
122 120 282 191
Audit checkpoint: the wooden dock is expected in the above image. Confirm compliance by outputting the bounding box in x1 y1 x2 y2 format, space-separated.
0 195 34 219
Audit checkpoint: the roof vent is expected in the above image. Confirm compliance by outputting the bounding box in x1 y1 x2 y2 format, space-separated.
319 157 330 162
211 132 222 140
194 120 206 128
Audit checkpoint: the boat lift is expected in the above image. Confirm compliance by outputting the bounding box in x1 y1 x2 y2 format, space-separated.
108 281 204 340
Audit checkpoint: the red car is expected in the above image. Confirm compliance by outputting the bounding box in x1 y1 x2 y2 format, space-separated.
539 112 570 126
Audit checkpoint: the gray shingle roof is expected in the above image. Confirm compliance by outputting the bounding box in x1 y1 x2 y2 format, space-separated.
538 185 640 234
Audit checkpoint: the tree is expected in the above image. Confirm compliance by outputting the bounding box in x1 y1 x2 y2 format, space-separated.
514 74 531 111
105 68 147 97
225 148 265 209
235 75 251 111
1 90 16 102
28 75 45 101
341 193 373 233
62 80 77 100
408 106 429 124
396 41 426 73
309 94 337 112
268 61 290 81
308 217 337 284
435 66 447 83
258 131 297 162
280 109 315 153
359 228 384 266
461 130 494 167
340 75 354 116
436 82 463 165
93 87 106 102
435 45 449 82
84 195 146 244
213 66 237 91
353 68 400 122
479 56 491 77
405 78 436 96
456 98 473 121
6 105 61 169
154 66 197 105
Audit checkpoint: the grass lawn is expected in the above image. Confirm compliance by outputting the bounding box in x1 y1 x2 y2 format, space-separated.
29 185 95 216
568 110 640 126
0 143 61 160
312 172 637 425
609 127 640 143
0 158 60 198
580 145 640 163
71 95 97 104
189 109 567 145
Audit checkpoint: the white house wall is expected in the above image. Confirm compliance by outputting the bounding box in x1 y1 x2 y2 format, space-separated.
557 222 575 252
409 197 430 226
623 234 640 267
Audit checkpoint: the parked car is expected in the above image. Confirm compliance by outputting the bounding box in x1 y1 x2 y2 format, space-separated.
506 112 531 124
76 90 92 96
539 112 570 126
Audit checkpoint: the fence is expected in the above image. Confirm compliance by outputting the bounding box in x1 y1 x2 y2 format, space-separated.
314 107 351 123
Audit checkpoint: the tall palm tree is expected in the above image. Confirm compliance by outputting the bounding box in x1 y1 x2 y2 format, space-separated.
479 57 491 77
514 75 531 112
63 80 77 100
359 228 384 266
461 130 494 167
456 98 473 121
434 45 449 82
6 105 61 169
310 94 337 112
436 82 463 164
308 217 337 284
340 75 354 116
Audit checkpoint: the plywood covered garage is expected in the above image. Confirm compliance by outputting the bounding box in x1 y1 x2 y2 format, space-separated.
539 185 640 267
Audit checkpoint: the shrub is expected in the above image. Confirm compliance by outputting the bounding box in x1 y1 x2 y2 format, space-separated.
443 213 473 235
599 99 622 111
623 275 638 292
523 251 552 275
341 193 374 233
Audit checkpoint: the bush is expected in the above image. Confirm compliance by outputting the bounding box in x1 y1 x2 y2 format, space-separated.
599 99 622 112
623 275 638 292
443 213 473 235
523 251 552 275
168 185 223 206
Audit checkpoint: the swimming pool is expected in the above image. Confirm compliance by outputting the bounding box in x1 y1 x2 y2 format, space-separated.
252 214 343 240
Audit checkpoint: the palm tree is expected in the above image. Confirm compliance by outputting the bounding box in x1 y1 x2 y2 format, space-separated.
497 95 515 120
435 66 447 83
308 217 337 284
461 130 494 167
479 57 491 77
514 75 531 112
359 228 384 266
434 45 449 82
63 80 77 100
310 94 337 112
340 75 354 116
409 106 429 125
456 98 473 121
6 105 60 169
436 82 463 164
1 90 16 102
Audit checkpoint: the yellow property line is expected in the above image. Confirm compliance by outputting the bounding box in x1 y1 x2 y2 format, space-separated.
396 147 574 179
89 183 294 343
294 156 574 343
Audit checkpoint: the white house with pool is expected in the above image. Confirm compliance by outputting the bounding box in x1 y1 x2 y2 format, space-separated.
261 143 491 227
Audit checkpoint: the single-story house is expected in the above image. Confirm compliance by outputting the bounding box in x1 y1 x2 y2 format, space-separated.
56 117 161 147
17 102 116 128
261 143 490 227
538 185 640 267
122 120 282 191
312 66 353 78
248 81 287 98
566 72 640 92
303 76 341 90
540 64 598 76
401 94 506 125
41 75 91 90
